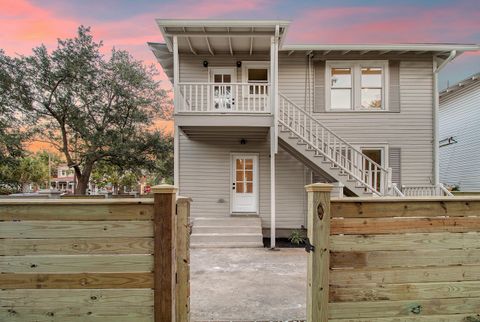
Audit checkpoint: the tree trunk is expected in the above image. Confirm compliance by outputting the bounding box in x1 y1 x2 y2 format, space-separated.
74 162 94 195
75 175 90 195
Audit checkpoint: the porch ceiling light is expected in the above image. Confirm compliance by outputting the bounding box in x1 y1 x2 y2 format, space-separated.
203 60 209 68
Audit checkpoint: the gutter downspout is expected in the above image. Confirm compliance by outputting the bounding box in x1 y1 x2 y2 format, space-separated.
433 50 457 185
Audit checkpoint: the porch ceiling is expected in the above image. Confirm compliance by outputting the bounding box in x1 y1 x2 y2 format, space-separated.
156 19 289 56
181 126 269 141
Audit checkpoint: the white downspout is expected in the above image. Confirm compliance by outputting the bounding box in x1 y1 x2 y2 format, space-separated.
433 50 457 185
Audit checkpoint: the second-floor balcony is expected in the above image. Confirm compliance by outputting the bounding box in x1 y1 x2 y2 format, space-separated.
176 82 271 114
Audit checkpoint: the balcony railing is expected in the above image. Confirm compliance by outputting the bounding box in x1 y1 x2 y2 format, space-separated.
176 82 270 114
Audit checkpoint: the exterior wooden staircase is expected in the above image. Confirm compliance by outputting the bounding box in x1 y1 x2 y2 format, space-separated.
278 93 395 197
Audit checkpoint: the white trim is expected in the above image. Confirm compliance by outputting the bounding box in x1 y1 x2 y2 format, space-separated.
353 143 389 169
325 60 389 111
281 43 479 52
230 153 259 214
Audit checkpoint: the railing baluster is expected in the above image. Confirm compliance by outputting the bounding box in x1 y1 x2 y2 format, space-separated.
183 85 187 112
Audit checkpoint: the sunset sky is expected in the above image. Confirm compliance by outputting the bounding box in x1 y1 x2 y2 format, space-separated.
1 0 479 91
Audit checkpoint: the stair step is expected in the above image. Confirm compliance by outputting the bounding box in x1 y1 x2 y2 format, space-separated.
191 241 263 248
190 233 263 244
192 226 262 234
194 217 261 227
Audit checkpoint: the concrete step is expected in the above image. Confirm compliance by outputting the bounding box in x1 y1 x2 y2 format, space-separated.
194 217 261 227
191 233 263 244
191 241 263 248
191 217 263 248
192 225 262 234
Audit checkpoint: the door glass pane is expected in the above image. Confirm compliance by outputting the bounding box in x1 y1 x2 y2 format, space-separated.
214 74 222 83
237 159 244 169
236 171 244 181
245 170 253 181
331 89 352 109
331 68 351 87
223 74 231 83
362 149 382 190
236 182 244 193
361 88 382 108
236 159 244 170
244 159 253 170
246 182 253 193
362 149 382 164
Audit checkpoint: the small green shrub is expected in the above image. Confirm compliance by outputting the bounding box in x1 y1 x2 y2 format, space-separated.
289 229 305 245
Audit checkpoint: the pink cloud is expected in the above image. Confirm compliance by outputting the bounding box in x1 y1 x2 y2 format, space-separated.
0 0 79 54
287 5 480 44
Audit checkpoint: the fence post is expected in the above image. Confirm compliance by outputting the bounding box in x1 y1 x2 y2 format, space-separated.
176 196 191 321
305 183 333 322
152 184 177 322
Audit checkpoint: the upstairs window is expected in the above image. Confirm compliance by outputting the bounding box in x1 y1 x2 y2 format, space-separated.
326 61 388 111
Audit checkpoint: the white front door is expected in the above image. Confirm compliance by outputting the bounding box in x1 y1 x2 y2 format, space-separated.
210 67 236 111
231 154 258 213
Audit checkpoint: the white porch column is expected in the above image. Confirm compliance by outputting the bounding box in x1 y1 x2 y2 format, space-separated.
269 27 279 249
173 36 180 187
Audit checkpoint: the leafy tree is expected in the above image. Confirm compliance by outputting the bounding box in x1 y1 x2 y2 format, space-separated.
91 161 140 194
0 49 29 191
1 26 171 194
0 152 50 192
145 135 174 185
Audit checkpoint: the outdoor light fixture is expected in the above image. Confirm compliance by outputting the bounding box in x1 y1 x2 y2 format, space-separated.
203 60 209 68
240 139 247 145
236 61 242 68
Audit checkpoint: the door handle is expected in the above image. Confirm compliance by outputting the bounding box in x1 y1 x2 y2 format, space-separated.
232 182 236 190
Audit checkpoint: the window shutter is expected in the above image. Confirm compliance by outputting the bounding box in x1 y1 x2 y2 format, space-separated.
389 147 401 185
313 60 326 113
389 60 400 112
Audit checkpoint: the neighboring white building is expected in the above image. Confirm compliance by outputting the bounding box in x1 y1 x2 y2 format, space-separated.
439 72 480 191
149 19 479 247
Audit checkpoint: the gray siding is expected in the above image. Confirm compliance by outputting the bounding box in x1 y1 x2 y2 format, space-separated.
439 81 480 191
176 52 436 227
278 52 434 185
178 131 308 228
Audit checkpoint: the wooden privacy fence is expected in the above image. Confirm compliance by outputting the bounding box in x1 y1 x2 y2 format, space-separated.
306 183 480 322
0 184 190 322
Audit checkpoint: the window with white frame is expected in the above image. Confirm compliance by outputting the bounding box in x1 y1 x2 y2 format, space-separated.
242 61 269 96
326 61 388 111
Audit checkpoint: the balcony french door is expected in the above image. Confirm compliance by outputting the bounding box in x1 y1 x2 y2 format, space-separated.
210 68 236 112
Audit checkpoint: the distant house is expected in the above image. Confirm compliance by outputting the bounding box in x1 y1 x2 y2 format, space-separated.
149 19 478 247
51 164 75 193
439 72 480 191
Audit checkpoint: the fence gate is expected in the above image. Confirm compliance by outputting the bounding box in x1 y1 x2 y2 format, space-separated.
305 184 480 322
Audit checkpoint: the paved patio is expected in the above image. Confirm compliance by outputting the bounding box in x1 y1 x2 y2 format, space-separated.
191 248 307 321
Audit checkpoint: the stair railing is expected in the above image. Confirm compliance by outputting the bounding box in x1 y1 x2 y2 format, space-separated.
402 183 454 197
278 93 391 196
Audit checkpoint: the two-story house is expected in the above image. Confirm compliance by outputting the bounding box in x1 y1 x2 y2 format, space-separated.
149 19 479 247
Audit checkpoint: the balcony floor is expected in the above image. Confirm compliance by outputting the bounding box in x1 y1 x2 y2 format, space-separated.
174 113 273 128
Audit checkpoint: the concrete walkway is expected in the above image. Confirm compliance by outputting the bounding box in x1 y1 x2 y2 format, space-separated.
191 248 307 321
